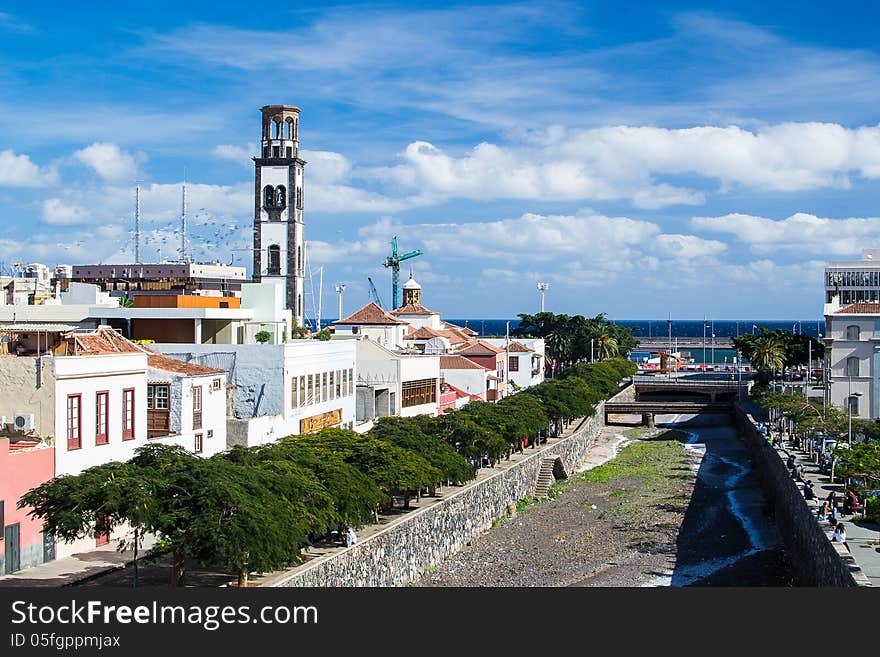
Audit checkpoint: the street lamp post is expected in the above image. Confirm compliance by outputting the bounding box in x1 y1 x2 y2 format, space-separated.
537 282 549 313
334 283 346 321
839 376 863 483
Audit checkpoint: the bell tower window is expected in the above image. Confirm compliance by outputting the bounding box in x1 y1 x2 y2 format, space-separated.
267 245 281 275
275 186 286 209
264 185 275 209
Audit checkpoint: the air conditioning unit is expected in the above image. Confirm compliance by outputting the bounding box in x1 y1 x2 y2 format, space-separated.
14 413 35 431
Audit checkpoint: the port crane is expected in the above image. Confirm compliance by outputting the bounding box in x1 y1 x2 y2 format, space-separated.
367 277 385 308
382 236 422 310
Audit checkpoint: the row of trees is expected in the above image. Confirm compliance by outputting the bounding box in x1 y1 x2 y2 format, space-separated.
20 348 638 587
514 312 639 372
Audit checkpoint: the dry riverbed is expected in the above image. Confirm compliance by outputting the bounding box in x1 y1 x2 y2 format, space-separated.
414 425 700 587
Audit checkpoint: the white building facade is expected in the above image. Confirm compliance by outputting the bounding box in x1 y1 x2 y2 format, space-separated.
824 300 880 420
153 339 357 447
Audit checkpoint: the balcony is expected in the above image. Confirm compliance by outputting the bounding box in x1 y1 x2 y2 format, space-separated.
486 389 499 402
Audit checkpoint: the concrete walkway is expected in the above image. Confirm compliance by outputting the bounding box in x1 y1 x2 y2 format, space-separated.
772 438 878 586
0 535 156 588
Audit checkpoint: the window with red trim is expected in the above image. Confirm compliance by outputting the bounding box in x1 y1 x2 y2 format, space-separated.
192 386 202 430
95 391 109 445
122 388 135 440
67 394 82 450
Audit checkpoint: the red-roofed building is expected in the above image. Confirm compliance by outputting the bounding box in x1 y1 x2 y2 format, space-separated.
439 354 500 401
333 302 410 349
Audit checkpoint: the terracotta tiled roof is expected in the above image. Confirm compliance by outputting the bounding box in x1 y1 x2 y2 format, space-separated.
147 353 225 376
456 340 504 356
441 382 481 400
440 355 490 370
391 303 439 316
837 302 880 314
71 327 142 355
335 302 409 325
441 321 478 336
405 327 446 339
507 341 534 353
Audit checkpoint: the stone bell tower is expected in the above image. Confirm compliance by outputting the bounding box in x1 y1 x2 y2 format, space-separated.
252 104 305 327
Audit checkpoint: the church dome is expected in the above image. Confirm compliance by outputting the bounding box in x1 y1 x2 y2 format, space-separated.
403 272 421 290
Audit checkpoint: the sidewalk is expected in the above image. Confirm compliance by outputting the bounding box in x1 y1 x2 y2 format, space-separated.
773 439 879 586
0 535 156 588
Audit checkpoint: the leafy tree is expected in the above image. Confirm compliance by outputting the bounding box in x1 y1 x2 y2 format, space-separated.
315 328 333 341
254 330 273 344
295 428 442 505
367 416 475 484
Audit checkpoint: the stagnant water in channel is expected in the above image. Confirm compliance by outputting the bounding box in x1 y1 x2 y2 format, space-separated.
644 414 793 586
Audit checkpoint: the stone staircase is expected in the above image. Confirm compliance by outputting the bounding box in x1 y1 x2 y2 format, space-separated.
534 457 562 499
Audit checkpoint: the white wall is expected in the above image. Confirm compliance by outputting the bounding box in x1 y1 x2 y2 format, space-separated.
827 314 879 419
145 372 227 458
440 368 488 399
52 353 149 477
335 323 408 349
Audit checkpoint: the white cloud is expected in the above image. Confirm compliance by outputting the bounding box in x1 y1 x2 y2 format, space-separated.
0 149 58 187
365 122 880 208
692 212 880 256
73 143 140 181
41 199 92 225
213 143 256 164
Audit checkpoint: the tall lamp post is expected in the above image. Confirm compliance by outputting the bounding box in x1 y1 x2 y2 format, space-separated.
838 376 863 483
537 282 549 313
334 283 346 321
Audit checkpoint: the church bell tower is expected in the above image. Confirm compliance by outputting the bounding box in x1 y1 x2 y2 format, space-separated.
253 104 305 327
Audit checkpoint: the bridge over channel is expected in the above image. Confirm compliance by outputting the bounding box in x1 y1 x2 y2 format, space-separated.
604 373 747 427
605 401 733 427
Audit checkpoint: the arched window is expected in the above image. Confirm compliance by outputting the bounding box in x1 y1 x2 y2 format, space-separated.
275 185 286 209
846 356 860 377
264 185 275 209
286 118 295 140
273 120 281 139
267 245 281 275
846 325 860 340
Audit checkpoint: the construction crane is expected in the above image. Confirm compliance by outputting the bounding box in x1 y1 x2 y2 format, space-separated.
382 236 423 309
367 277 385 308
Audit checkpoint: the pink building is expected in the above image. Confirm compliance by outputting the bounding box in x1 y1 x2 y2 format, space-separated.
0 436 55 574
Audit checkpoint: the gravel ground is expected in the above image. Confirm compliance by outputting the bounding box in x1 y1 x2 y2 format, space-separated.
414 416 794 587
414 424 700 587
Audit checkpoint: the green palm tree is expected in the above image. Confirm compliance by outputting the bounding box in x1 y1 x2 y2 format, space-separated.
593 328 618 360
750 335 785 379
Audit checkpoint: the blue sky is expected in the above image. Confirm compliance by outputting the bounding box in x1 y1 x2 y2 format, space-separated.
3 1 880 320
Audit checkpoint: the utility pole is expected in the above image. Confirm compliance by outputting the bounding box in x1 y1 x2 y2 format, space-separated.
180 176 188 263
134 183 142 264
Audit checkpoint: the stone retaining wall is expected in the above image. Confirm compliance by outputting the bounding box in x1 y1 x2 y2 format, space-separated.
733 406 862 587
270 402 608 587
